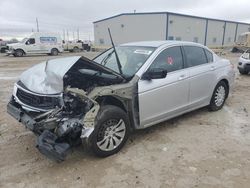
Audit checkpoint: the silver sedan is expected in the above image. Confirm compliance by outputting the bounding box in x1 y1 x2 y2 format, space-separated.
7 41 235 160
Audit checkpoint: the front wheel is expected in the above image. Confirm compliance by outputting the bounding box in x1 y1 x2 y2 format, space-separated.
208 81 228 111
73 46 80 53
14 49 24 57
90 105 130 157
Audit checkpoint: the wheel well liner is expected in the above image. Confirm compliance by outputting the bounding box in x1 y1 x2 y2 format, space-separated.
96 96 127 112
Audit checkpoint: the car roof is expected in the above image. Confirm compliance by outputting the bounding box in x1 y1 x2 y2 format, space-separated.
121 40 204 48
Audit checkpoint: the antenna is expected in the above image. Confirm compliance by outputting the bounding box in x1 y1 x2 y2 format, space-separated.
108 28 123 74
36 17 39 32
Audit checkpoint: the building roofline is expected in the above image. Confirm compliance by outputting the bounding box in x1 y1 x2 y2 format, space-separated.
93 11 250 26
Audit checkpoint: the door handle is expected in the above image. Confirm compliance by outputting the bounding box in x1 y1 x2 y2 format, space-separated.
210 66 215 71
179 74 186 80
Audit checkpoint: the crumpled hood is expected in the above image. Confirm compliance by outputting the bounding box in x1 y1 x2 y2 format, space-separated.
20 56 81 94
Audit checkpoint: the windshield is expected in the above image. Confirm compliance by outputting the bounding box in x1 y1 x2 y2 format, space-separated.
93 46 155 77
20 38 28 43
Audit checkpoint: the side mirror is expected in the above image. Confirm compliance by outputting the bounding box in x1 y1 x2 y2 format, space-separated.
141 68 167 80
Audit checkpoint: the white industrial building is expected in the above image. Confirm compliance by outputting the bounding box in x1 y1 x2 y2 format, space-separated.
93 12 250 47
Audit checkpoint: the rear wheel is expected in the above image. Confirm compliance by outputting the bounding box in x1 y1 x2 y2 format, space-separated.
90 105 130 157
14 49 24 57
73 46 80 53
209 81 228 111
51 48 59 56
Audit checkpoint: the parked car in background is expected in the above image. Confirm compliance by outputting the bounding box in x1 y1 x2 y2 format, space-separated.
0 39 7 53
83 40 92 51
232 32 250 53
63 40 83 52
238 49 250 74
7 41 235 161
6 32 63 57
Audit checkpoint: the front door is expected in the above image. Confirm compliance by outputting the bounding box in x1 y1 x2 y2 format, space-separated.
25 38 40 53
138 46 189 127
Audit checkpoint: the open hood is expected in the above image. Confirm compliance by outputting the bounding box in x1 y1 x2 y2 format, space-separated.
19 56 125 95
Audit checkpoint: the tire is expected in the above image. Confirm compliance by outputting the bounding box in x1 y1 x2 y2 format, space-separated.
239 69 248 75
73 47 80 53
209 81 228 111
51 48 58 56
90 105 130 157
14 49 24 57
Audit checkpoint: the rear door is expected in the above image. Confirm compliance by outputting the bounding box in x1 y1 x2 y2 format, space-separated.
183 46 217 107
39 37 57 53
138 46 189 127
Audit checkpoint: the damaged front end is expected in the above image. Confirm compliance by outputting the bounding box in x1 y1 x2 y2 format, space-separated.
7 53 142 161
7 50 146 161
7 87 100 162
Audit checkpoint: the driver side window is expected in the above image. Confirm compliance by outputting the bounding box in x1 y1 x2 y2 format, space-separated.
26 38 35 45
149 46 184 73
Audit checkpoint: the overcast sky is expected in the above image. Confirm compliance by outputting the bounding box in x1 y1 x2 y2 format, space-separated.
0 0 249 41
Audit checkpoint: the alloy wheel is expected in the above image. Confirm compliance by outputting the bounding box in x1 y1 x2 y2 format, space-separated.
97 119 126 151
214 85 226 107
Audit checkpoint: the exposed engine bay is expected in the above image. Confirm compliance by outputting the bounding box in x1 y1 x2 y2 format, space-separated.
64 57 126 94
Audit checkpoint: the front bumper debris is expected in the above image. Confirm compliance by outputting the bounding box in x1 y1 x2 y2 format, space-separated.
7 97 94 162
36 130 71 162
7 100 36 131
7 99 73 161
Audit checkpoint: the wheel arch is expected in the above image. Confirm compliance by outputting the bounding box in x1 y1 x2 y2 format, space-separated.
51 47 59 52
96 95 127 113
15 48 26 54
219 78 229 98
95 95 137 131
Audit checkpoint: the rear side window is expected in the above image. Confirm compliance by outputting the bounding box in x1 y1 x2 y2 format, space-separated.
183 46 208 67
40 37 57 43
150 46 184 73
204 49 213 62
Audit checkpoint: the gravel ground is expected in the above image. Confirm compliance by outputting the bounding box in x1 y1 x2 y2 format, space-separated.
0 52 249 188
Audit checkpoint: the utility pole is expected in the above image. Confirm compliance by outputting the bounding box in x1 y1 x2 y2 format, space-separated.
67 30 69 41
63 29 65 41
36 17 39 32
77 28 79 41
73 31 75 40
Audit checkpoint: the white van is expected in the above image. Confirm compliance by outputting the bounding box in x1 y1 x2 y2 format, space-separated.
6 32 64 57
